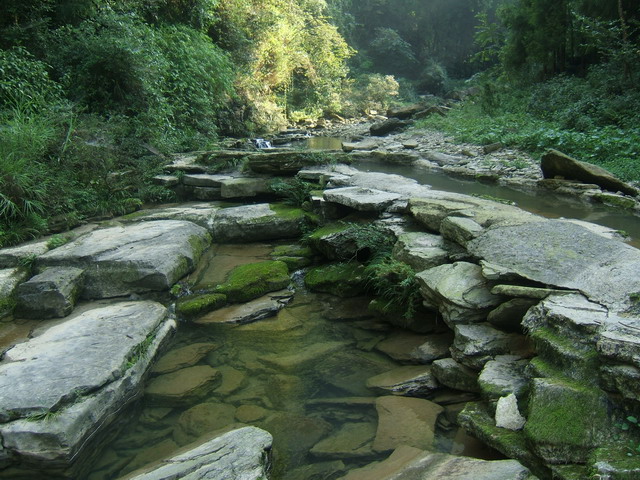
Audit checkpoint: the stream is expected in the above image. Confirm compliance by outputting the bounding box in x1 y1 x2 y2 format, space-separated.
87 243 498 480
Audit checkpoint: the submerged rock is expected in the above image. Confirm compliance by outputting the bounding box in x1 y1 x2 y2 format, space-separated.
366 365 439 397
145 365 221 407
124 426 272 480
173 401 237 446
195 290 292 325
214 260 290 303
151 343 219 375
305 262 366 297
310 422 376 459
339 445 537 480
373 396 443 452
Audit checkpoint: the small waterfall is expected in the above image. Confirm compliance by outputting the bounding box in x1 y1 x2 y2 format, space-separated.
254 138 273 149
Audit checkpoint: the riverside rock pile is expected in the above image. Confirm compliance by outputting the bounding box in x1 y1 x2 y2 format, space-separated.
0 147 638 479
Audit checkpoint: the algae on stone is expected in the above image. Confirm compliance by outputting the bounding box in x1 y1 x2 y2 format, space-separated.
304 262 366 297
175 293 227 318
214 260 290 302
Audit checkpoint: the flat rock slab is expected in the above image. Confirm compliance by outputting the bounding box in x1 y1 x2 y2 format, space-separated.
15 266 84 319
0 301 175 469
340 445 537 480
373 396 444 452
124 426 273 480
310 422 376 459
182 174 232 187
123 203 221 232
416 262 503 326
392 232 453 271
431 358 480 393
0 268 29 317
366 365 438 397
145 365 221 407
38 221 210 299
195 290 293 325
173 401 237 446
0 240 50 268
324 187 402 212
151 343 219 375
468 220 640 312
212 203 306 243
376 331 430 364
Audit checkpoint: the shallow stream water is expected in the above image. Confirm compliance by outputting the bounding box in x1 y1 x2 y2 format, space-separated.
86 243 498 480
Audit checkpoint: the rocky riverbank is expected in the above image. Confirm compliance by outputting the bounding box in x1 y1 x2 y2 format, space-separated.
0 143 639 479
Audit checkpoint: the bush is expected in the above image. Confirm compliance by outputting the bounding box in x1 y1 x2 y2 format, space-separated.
417 60 449 95
342 73 399 115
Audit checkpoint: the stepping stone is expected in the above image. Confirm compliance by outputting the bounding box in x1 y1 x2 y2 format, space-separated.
310 422 376 459
373 396 444 452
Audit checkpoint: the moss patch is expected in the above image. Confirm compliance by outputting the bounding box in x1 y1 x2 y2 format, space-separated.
306 223 350 241
590 444 640 478
268 203 306 220
215 260 290 303
524 377 610 463
176 293 227 318
304 262 366 297
271 245 314 258
593 193 637 209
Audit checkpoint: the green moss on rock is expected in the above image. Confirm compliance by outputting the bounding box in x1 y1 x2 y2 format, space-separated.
590 444 640 479
524 377 610 464
304 262 366 297
176 293 227 318
215 260 290 302
272 245 314 258
593 193 637 209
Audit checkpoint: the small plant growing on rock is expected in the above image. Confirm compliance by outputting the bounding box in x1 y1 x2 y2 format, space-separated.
270 178 317 207
616 415 640 457
46 234 70 249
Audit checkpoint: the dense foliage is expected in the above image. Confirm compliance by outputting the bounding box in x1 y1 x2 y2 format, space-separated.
0 0 356 246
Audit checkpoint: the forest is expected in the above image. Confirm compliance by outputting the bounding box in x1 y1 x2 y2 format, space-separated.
1 0 639 247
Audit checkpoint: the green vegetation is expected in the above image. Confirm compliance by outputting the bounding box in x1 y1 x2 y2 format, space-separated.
175 293 227 319
304 262 367 297
46 234 70 249
214 260 290 303
125 332 157 370
269 179 318 207
364 257 421 321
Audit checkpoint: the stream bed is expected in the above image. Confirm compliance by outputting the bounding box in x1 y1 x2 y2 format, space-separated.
87 243 498 480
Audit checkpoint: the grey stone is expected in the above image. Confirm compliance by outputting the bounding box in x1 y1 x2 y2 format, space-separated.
366 365 439 397
451 323 511 369
431 358 480 392
152 174 179 187
124 426 272 480
495 394 526 431
416 262 503 327
373 396 443 453
342 139 379 152
182 174 232 187
0 268 29 317
491 284 570 300
151 343 218 375
38 221 210 299
329 171 431 199
0 241 50 268
145 366 221 407
195 290 292 325
597 315 640 369
173 401 237 446
541 149 638 196
414 333 455 363
487 298 538 332
425 151 465 166
478 356 529 402
0 301 175 469
15 266 84 319
468 220 640 313
310 422 376 459
387 104 426 119
212 203 305 243
376 331 431 364
323 187 402 212
440 216 484 247
247 151 348 174
409 194 534 233
370 118 410 136
123 203 220 232
600 364 640 401
220 177 272 199
192 186 222 200
392 232 451 271
340 446 536 480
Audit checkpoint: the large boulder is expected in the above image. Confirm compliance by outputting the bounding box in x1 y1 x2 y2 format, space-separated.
340 445 537 480
212 203 307 243
123 426 273 480
370 118 410 136
416 262 503 326
541 149 638 197
0 301 175 476
15 267 84 319
37 221 210 299
468 220 640 313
